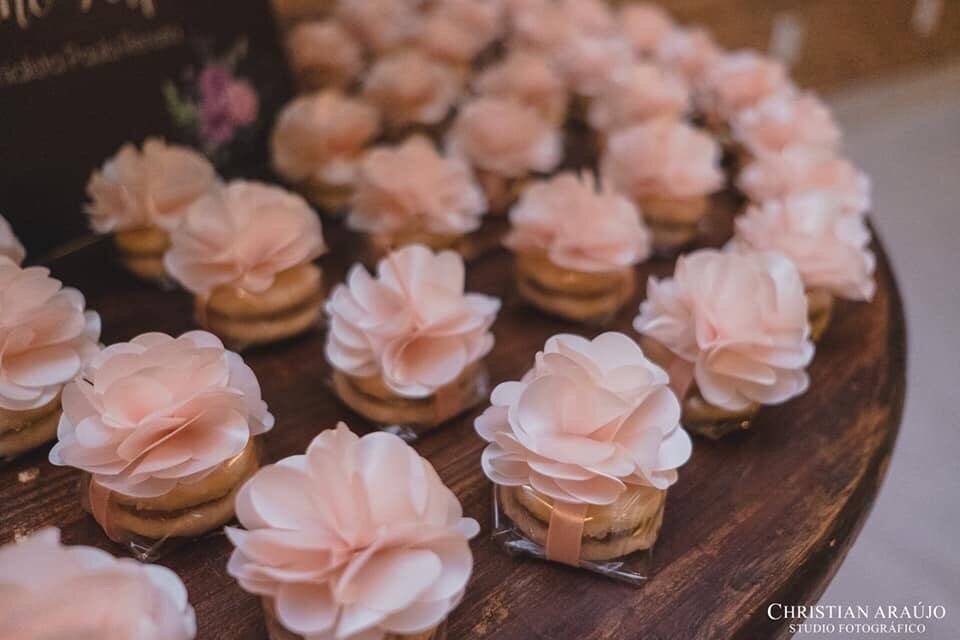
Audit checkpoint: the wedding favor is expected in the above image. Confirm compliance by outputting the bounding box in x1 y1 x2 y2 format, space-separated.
0 528 196 639
446 96 563 215
271 90 380 212
730 191 876 340
601 119 724 254
326 244 499 439
505 172 651 324
227 424 479 640
0 259 100 461
472 50 569 127
165 181 327 349
85 138 218 283
476 333 691 584
347 136 489 261
49 331 273 558
635 249 815 439
284 20 364 92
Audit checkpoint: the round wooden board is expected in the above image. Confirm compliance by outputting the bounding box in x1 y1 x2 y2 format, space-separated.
0 202 904 640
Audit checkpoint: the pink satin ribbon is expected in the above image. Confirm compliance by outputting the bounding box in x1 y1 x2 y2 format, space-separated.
545 500 589 566
87 477 121 543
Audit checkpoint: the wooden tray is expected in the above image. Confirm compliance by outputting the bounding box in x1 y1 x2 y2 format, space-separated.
0 200 905 640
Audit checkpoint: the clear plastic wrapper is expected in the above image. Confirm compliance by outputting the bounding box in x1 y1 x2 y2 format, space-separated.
80 440 261 560
492 484 667 585
513 251 635 326
331 363 490 441
195 262 325 352
262 598 448 640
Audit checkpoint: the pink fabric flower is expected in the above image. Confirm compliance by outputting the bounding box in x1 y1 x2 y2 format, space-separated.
555 33 635 98
737 147 871 216
620 3 674 55
587 62 691 135
732 192 877 301
0 528 196 640
226 424 479 640
472 49 569 124
326 244 499 398
362 50 462 128
417 0 504 65
556 0 616 36
165 181 326 297
505 172 651 272
285 20 364 86
0 259 100 411
653 27 720 84
336 0 420 54
349 136 487 235
271 90 380 187
505 0 576 56
702 51 792 119
476 332 692 504
86 138 218 233
602 119 724 199
49 331 274 498
732 91 840 156
0 215 25 265
446 96 562 178
635 249 814 411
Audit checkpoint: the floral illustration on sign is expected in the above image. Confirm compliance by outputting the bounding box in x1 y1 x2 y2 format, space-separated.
163 39 261 162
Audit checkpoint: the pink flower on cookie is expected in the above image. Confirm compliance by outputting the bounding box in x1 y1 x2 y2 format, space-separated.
0 259 100 411
164 181 326 297
635 249 814 412
49 331 274 498
326 244 500 398
226 424 478 640
476 332 692 504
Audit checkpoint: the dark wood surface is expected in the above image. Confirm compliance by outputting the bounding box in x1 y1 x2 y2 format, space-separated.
0 200 905 640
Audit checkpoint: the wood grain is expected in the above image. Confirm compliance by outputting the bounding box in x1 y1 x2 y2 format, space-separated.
0 194 904 640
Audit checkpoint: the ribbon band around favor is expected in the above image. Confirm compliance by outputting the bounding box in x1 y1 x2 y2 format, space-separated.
545 499 589 566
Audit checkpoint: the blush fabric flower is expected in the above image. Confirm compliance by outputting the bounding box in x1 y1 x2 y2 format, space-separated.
732 192 877 301
0 528 196 640
737 147 871 216
653 27 720 84
702 51 792 119
164 181 326 297
731 91 840 156
362 50 462 129
0 259 101 412
326 244 500 398
49 331 274 498
0 215 25 265
472 49 569 124
505 172 651 272
348 136 486 236
505 0 577 57
227 424 479 640
445 96 562 178
602 119 724 199
285 20 364 88
587 62 691 135
417 0 504 66
635 249 814 411
555 33 635 98
476 332 692 505
620 3 674 55
336 0 420 54
85 138 218 233
271 90 380 187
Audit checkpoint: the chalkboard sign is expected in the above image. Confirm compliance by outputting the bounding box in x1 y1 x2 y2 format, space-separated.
0 0 292 257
